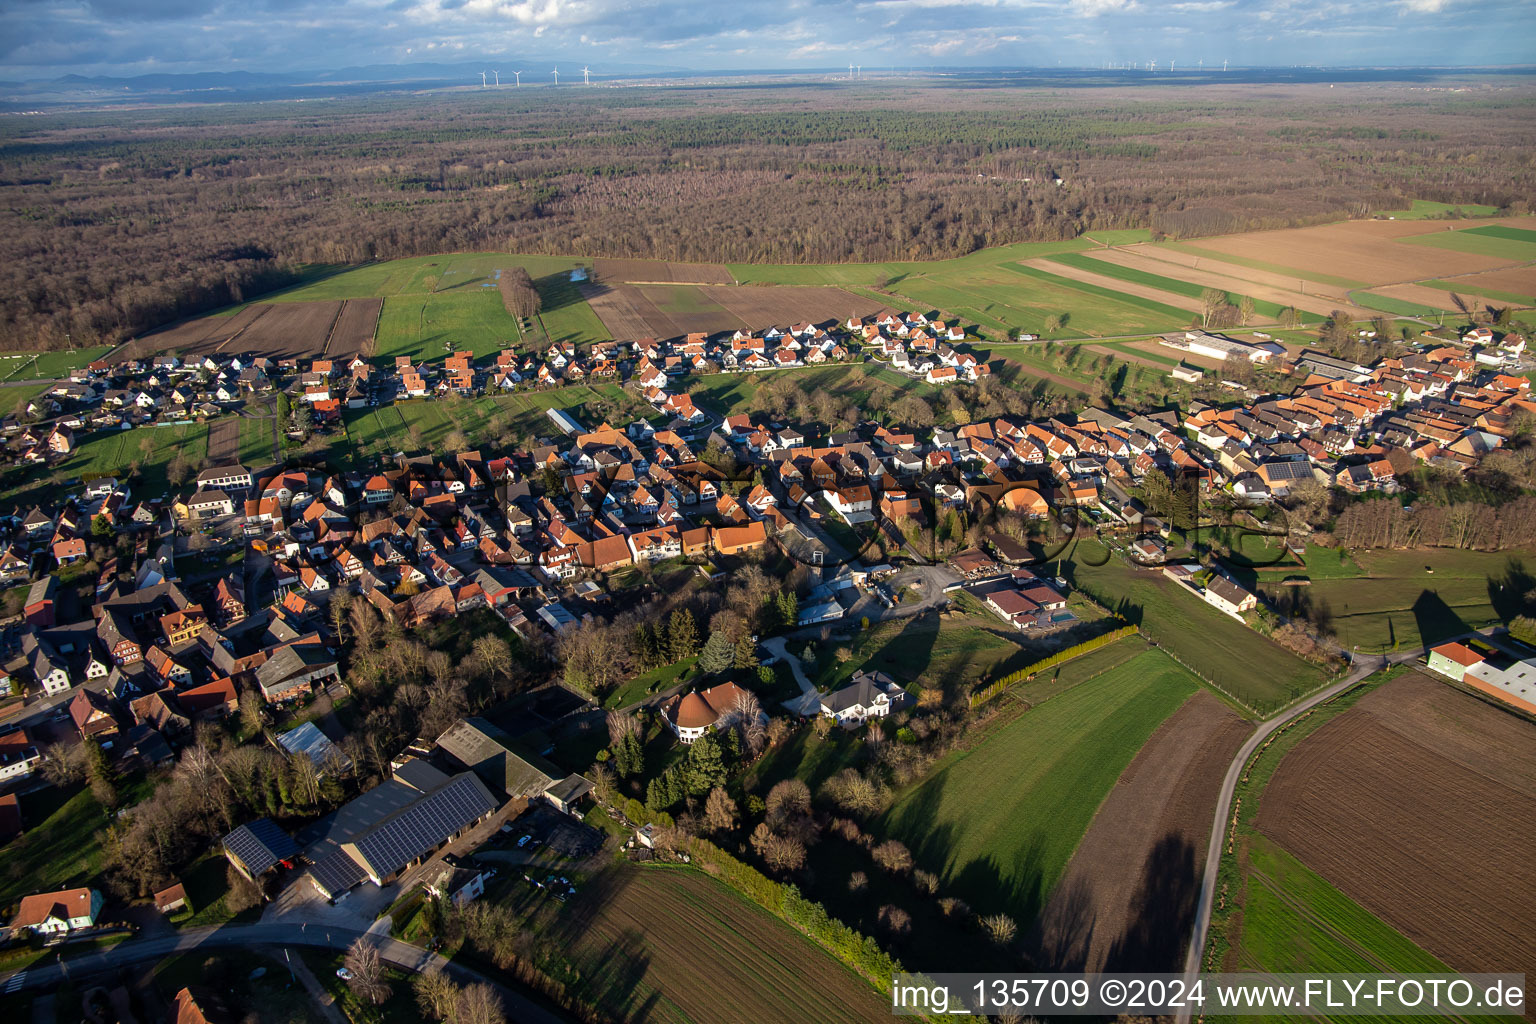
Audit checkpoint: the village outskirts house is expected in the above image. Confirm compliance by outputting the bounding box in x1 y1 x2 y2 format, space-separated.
10 887 103 936
820 670 907 727
1203 574 1257 618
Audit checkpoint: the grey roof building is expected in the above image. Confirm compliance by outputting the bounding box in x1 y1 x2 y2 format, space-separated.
223 818 300 880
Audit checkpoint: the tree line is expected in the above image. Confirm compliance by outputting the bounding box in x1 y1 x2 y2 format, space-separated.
2 83 1529 350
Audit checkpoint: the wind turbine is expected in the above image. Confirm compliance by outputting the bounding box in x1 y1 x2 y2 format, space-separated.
1170 59 1175 73
856 65 861 78
1148 59 1157 73
513 71 522 87
1223 58 1229 71
493 70 500 86
479 71 486 87
582 66 591 85
849 62 854 79
552 67 559 85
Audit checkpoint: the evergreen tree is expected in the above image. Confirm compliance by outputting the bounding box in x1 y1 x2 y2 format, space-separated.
774 590 799 631
697 631 733 674
733 636 758 671
667 609 699 662
685 733 727 796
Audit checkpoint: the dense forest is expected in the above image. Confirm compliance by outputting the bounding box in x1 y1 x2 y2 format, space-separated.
1 79 1532 349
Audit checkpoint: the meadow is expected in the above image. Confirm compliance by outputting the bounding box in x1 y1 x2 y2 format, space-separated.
334 384 646 464
0 777 151 908
1066 540 1328 712
1404 226 1536 261
877 645 1200 926
0 347 115 381
1257 547 1523 653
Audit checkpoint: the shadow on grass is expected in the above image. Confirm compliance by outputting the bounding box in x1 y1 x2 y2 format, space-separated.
1410 588 1473 650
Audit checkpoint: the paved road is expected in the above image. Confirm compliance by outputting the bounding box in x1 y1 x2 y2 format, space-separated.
1 922 568 1024
1175 633 1491 1021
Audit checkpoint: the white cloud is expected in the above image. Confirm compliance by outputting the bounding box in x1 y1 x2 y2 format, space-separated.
1398 0 1448 10
1070 0 1136 15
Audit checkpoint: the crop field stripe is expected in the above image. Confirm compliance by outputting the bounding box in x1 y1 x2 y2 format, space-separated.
1002 263 1193 322
1417 279 1536 306
1403 230 1536 260
1158 242 1369 290
1048 252 1322 322
1463 225 1536 244
1352 292 1446 317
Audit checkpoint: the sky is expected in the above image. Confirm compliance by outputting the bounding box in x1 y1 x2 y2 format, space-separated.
1 0 1532 80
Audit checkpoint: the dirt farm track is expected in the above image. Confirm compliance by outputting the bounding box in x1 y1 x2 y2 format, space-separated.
1031 692 1251 972
1258 673 1536 976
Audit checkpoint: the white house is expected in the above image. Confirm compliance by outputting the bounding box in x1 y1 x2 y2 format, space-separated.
11 887 103 935
660 681 756 744
820 670 907 726
1203 575 1256 617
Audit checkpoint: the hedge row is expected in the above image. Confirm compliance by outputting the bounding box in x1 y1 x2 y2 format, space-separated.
970 624 1139 708
682 837 920 1006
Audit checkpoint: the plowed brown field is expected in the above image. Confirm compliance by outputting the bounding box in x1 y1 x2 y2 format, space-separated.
1032 692 1251 972
553 866 888 1024
583 281 882 340
702 285 881 329
1194 221 1519 284
124 303 271 360
1434 265 1536 303
1115 244 1356 303
327 297 383 356
237 300 341 357
1085 249 1366 318
594 258 735 284
1369 283 1465 312
1260 673 1536 975
207 417 239 462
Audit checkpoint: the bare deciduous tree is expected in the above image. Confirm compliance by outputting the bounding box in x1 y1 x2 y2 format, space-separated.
344 937 390 1005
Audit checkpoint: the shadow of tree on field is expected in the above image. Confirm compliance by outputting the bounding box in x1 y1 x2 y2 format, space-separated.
1488 556 1536 624
1101 832 1200 973
1410 588 1471 650
1024 872 1099 971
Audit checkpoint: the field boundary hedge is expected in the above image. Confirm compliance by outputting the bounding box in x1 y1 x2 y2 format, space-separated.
679 837 961 1022
969 624 1139 707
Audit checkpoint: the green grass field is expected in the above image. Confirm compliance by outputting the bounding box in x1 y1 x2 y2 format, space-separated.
1373 200 1501 220
1257 548 1521 653
1 422 211 506
1066 541 1327 711
1234 836 1449 976
1004 264 1194 329
877 644 1199 925
688 364 939 421
1353 292 1448 317
1404 229 1536 260
238 416 274 464
335 385 645 464
1083 229 1155 246
725 238 1095 288
537 272 612 348
0 347 116 381
1418 279 1536 307
1463 224 1536 245
0 784 114 907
